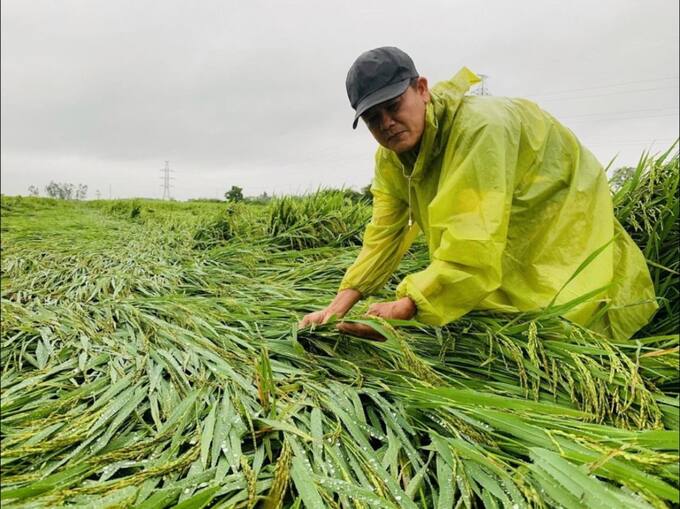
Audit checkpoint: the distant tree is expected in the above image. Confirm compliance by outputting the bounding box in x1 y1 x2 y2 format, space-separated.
609 166 635 192
45 182 59 198
62 183 74 199
76 184 88 200
28 185 39 196
248 191 271 204
225 185 244 202
44 181 80 200
45 181 72 199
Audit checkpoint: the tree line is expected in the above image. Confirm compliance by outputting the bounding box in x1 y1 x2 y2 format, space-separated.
222 185 373 204
29 182 88 200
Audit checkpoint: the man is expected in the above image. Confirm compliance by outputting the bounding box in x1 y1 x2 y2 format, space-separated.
299 46 657 340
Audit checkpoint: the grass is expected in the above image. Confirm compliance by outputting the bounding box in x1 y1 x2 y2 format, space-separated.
613 141 679 337
266 190 371 250
0 144 678 508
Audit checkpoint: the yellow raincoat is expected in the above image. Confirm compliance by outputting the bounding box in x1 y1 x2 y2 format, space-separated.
339 68 657 339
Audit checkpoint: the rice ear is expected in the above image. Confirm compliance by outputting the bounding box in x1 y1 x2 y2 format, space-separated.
1 144 678 507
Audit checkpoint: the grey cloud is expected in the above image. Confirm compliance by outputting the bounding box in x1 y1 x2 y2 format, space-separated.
1 0 677 199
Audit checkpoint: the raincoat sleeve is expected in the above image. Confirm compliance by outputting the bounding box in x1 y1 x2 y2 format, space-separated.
338 159 419 297
396 121 518 326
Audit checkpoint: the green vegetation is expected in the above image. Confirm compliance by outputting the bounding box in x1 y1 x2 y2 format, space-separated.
225 186 244 203
267 190 370 250
1 144 678 508
613 142 679 338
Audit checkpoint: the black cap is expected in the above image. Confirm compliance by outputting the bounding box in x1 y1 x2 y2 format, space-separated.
346 47 419 129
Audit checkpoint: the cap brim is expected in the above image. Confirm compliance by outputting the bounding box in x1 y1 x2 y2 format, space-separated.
352 78 412 129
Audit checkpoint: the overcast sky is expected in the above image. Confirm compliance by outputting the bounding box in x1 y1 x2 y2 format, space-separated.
1 0 678 200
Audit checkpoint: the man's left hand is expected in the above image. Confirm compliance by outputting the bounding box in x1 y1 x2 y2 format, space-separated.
336 297 416 341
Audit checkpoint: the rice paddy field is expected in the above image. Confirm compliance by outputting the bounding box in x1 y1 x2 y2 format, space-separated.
1 144 678 509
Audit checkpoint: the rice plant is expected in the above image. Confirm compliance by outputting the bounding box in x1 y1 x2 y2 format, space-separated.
612 140 679 337
1 144 678 508
267 190 371 250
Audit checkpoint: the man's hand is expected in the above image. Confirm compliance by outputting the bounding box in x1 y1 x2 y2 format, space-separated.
298 289 362 329
365 298 417 320
337 297 416 341
298 307 339 328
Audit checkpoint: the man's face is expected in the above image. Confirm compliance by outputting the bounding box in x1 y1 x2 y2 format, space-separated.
361 77 430 154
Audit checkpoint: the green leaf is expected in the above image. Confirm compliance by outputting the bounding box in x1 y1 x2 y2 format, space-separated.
290 456 325 509
172 486 220 509
200 403 217 468
528 448 654 509
435 454 455 509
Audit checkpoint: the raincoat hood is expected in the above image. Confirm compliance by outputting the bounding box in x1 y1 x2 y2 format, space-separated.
397 67 481 181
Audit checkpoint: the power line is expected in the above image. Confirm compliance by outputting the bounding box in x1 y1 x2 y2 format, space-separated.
559 106 679 120
523 76 678 98
566 113 678 123
558 108 678 120
531 85 678 103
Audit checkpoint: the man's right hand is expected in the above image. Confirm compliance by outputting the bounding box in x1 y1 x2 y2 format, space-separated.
298 307 339 328
298 288 362 329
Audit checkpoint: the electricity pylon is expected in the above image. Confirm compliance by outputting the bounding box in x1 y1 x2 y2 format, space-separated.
160 161 174 200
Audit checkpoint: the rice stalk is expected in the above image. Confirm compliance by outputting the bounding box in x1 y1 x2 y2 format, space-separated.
1 145 678 508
